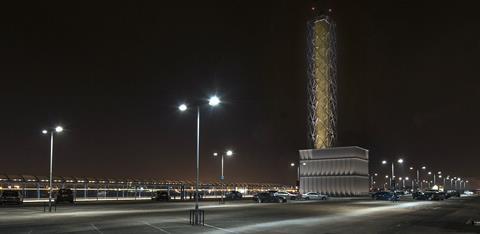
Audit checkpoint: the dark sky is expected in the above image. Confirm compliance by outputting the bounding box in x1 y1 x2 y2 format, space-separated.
0 1 479 186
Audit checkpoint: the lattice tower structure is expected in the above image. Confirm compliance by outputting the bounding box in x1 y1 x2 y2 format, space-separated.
307 15 337 149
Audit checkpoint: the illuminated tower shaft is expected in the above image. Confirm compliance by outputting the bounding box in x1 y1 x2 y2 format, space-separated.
307 15 337 149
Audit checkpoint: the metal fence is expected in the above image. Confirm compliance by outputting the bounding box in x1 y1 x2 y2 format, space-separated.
0 174 292 202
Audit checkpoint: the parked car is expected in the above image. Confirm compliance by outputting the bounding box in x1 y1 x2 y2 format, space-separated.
55 188 75 204
274 191 295 200
289 192 301 200
445 190 460 199
0 190 23 205
463 190 474 196
302 192 328 200
413 190 445 201
225 191 243 200
372 191 399 201
151 191 170 201
254 192 286 203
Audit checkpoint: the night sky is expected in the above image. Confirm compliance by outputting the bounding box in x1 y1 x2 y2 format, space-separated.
1 1 479 187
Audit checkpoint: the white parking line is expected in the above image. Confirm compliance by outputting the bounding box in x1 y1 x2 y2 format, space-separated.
204 223 236 233
90 223 104 234
142 221 171 234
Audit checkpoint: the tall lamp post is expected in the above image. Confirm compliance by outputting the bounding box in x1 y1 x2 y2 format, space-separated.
371 173 378 191
290 162 306 192
179 95 221 225
213 150 233 204
420 166 426 190
427 171 432 189
42 126 63 212
382 158 403 191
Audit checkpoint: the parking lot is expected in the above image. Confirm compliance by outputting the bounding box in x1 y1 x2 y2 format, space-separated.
1 196 479 233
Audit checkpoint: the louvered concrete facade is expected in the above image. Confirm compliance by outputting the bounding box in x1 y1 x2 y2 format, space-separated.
299 146 369 196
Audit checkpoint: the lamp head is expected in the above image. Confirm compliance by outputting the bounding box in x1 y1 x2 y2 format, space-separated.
226 150 233 156
55 126 63 133
208 96 221 106
178 104 188 112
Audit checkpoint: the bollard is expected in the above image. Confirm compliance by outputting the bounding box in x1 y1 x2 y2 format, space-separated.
189 209 205 225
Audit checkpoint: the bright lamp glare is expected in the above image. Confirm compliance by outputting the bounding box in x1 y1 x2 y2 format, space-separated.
397 159 404 164
381 160 387 164
178 104 187 111
226 150 233 156
42 130 48 134
213 152 218 157
302 162 306 166
290 163 295 167
422 166 426 170
208 96 221 106
55 126 63 133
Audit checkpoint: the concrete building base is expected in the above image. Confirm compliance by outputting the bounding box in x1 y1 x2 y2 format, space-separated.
299 146 369 196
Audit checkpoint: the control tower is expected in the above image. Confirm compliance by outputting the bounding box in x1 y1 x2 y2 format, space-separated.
300 7 369 196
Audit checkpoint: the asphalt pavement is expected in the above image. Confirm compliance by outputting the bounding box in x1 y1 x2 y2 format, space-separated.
1 196 479 233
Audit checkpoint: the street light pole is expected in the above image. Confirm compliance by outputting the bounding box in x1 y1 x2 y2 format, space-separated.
195 106 200 214
214 150 233 204
221 152 224 204
382 158 403 191
179 95 221 225
391 163 394 181
42 126 63 213
48 131 54 212
416 169 420 190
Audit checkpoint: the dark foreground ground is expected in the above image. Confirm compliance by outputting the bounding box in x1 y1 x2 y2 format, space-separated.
1 196 479 234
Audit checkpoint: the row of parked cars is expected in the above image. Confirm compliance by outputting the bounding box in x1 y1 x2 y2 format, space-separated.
253 191 328 203
0 189 75 205
371 189 464 201
412 190 461 201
